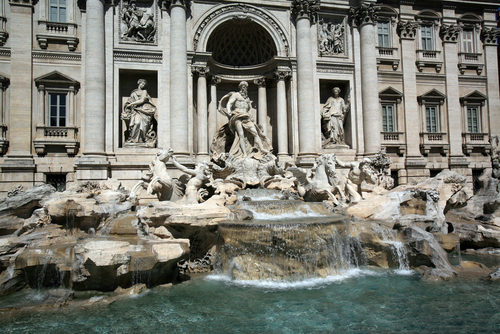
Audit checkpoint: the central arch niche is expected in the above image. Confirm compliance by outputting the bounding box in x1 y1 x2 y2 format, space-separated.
206 19 277 67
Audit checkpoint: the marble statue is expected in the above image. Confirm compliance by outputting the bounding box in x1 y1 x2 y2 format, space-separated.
335 158 377 203
171 157 212 204
291 153 345 204
121 2 156 42
318 20 345 56
321 87 350 147
129 149 183 201
121 79 157 147
211 81 272 160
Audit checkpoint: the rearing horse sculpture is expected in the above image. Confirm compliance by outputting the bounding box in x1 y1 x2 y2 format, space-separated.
297 154 345 204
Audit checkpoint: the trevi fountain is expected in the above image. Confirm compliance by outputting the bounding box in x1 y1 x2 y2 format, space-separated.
1 81 500 332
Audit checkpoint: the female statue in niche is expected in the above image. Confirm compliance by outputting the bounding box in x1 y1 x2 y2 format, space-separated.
121 79 157 147
321 87 350 147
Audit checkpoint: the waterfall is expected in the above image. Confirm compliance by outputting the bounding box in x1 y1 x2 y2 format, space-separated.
376 228 410 272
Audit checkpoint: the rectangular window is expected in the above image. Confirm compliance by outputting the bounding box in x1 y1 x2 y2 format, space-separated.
382 104 395 132
49 0 67 22
49 93 67 127
462 30 474 53
467 107 480 133
378 22 391 48
425 106 438 132
421 25 434 50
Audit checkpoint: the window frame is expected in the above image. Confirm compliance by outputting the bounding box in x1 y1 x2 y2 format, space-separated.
49 0 67 23
381 104 396 132
466 106 480 133
48 92 67 127
420 24 434 51
425 105 439 133
378 21 391 48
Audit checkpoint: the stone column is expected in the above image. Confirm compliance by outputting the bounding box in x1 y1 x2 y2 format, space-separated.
168 0 189 156
68 86 75 127
291 0 320 159
0 76 7 154
74 0 109 181
37 85 45 126
208 75 221 148
350 3 381 156
482 27 500 140
193 66 209 158
275 69 292 158
253 77 268 137
441 23 467 170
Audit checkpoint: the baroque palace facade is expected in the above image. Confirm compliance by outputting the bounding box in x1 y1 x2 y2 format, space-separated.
0 0 498 194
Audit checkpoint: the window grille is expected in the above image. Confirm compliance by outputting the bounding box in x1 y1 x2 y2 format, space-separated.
425 106 438 132
49 93 67 127
421 25 433 50
467 107 479 133
378 22 391 47
382 104 395 132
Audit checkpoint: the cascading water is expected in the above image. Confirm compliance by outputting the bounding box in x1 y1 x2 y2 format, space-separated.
374 227 410 272
215 190 366 281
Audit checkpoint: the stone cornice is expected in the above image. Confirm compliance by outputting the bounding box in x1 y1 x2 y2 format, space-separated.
481 27 500 46
9 0 37 6
291 0 320 22
440 24 462 43
32 50 81 61
397 20 418 40
113 49 162 63
349 3 381 28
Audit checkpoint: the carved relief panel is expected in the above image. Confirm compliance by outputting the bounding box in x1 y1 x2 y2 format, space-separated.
317 16 347 57
119 0 157 44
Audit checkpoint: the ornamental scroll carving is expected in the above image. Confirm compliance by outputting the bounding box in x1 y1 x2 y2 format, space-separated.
291 0 320 22
349 3 381 27
318 19 345 56
120 1 157 43
397 20 418 39
481 27 500 45
440 24 462 43
193 4 290 56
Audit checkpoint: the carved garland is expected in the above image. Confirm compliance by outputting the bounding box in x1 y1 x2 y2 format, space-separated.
193 4 290 56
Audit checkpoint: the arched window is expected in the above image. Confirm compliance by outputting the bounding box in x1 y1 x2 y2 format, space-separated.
206 19 277 67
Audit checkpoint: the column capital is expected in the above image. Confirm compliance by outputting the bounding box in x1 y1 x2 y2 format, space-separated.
349 3 381 28
481 27 500 46
397 20 418 40
253 77 267 88
440 24 461 43
291 0 320 22
162 0 189 10
274 69 292 82
0 75 9 90
210 75 221 86
192 65 209 78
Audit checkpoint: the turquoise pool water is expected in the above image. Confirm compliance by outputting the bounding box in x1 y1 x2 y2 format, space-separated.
1 268 499 333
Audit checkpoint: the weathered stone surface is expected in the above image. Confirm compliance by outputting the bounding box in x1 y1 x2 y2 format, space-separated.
490 267 500 281
348 171 472 234
452 222 500 249
114 283 147 295
0 184 56 219
153 226 173 239
41 289 74 307
138 201 229 259
0 216 25 236
403 226 456 280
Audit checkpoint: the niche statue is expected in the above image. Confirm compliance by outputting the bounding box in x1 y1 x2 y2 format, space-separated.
321 87 350 147
121 79 157 147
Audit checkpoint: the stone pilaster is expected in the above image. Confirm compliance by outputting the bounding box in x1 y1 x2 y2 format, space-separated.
74 0 109 181
275 69 292 158
482 27 500 140
253 77 268 138
398 20 422 161
441 22 465 165
208 75 221 149
350 2 381 156
0 0 35 188
0 75 8 155
167 0 190 156
192 66 209 158
291 0 320 160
